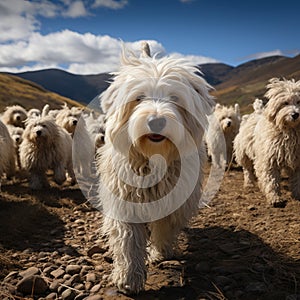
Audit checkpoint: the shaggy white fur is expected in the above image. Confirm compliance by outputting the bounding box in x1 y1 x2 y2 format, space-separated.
206 103 240 168
1 105 27 128
234 78 300 207
96 44 214 294
6 125 24 170
27 108 41 119
19 116 76 190
0 121 15 182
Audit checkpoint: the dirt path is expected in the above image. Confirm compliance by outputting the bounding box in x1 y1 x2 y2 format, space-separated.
0 168 300 299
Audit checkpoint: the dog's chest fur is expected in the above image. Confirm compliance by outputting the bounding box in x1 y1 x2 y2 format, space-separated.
271 128 300 169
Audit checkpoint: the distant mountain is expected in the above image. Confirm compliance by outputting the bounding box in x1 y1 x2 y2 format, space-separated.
198 63 234 86
3 54 300 114
5 69 112 105
212 55 300 113
0 73 82 112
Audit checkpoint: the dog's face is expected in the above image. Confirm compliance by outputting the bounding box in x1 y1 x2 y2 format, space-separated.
23 117 58 143
264 78 300 129
214 104 240 133
56 106 82 134
101 51 214 163
27 108 41 119
9 127 24 146
5 105 27 127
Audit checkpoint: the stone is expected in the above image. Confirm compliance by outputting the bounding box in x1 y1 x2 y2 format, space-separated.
61 288 76 300
86 272 97 283
50 268 65 279
19 266 40 278
16 275 48 295
87 245 106 257
66 264 82 275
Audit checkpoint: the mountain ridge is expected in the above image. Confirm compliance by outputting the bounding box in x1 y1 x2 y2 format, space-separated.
1 54 299 114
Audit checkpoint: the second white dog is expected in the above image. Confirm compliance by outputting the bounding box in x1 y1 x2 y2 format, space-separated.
234 78 300 207
20 116 76 189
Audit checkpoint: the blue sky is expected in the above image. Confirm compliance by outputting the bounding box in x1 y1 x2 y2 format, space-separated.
0 0 299 74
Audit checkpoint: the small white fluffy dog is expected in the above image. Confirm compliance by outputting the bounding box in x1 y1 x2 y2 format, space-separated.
19 116 76 189
206 103 240 167
56 104 94 177
96 45 214 294
234 78 300 207
6 125 24 170
0 121 15 181
27 108 41 119
1 105 27 128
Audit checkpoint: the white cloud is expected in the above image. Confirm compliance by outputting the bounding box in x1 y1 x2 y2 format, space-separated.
240 49 300 62
92 0 128 9
0 0 219 75
0 29 219 74
0 30 168 74
62 1 89 18
170 52 219 65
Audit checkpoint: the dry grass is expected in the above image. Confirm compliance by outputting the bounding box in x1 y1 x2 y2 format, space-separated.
0 74 83 111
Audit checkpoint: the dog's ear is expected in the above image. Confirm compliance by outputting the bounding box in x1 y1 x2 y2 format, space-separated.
234 103 240 116
214 103 222 111
264 78 282 122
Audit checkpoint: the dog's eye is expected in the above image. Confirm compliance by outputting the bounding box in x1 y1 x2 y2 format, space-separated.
284 101 289 105
42 124 47 128
136 95 145 102
170 95 179 102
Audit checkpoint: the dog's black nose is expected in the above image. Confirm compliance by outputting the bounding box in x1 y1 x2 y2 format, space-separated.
101 135 105 142
73 120 78 125
16 137 20 142
227 120 231 127
292 112 299 120
36 130 42 136
147 116 166 133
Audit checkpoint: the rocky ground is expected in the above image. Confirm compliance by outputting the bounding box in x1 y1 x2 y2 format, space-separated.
0 167 300 300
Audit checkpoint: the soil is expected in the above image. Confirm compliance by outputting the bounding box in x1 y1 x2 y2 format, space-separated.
0 166 300 300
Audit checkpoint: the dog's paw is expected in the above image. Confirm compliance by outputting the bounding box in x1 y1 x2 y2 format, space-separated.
114 273 146 295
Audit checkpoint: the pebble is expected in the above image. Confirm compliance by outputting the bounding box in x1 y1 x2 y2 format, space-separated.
61 288 77 300
19 266 40 278
50 268 65 278
86 272 97 283
66 264 82 275
16 275 48 295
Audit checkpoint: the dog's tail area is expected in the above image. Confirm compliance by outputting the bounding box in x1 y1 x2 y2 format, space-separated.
141 41 151 58
42 104 50 118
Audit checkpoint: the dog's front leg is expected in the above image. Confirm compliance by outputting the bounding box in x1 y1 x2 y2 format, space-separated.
103 217 148 294
30 171 49 189
53 164 66 185
256 163 285 207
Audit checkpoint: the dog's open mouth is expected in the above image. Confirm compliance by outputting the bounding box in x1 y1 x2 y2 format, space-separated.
147 134 166 142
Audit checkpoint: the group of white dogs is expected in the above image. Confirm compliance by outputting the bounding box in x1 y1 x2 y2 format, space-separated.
1 42 300 294
206 77 300 209
0 103 105 189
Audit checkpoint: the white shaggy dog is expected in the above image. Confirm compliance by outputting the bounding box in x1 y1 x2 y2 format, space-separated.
19 116 76 189
27 108 41 119
0 121 15 181
6 125 24 170
96 45 214 294
234 78 300 207
1 105 27 128
206 103 240 168
56 104 94 177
